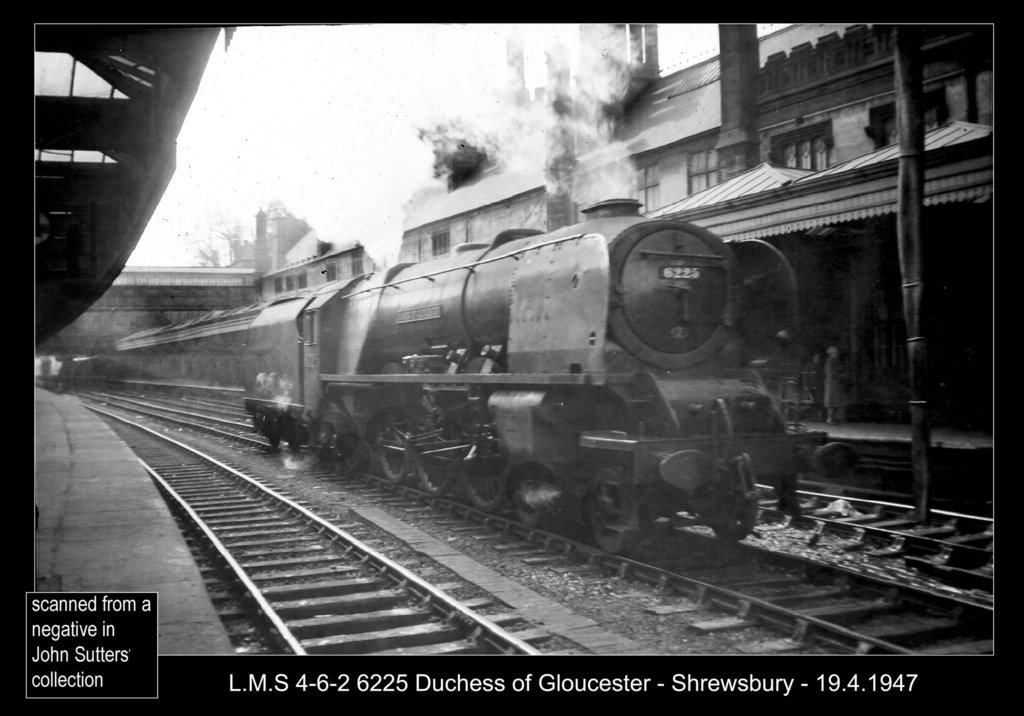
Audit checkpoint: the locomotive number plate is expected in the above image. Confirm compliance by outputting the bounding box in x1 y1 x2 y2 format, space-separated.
660 265 701 280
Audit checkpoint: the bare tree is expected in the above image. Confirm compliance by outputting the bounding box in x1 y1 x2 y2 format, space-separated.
186 212 251 267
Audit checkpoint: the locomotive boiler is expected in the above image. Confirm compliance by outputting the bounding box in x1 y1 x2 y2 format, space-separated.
112 198 852 553
236 198 849 553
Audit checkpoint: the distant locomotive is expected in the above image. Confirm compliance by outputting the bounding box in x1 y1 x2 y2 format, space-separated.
113 199 852 552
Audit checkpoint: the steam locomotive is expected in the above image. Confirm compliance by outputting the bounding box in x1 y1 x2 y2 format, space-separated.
113 199 851 553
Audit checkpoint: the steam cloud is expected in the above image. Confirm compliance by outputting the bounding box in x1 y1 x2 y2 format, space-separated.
139 25 648 269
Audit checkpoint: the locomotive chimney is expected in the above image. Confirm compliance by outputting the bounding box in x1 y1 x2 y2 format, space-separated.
580 198 642 219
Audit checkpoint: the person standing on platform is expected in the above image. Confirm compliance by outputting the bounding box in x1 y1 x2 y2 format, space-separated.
824 345 848 425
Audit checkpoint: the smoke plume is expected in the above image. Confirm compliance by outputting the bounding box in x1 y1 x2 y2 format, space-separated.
135 25 651 270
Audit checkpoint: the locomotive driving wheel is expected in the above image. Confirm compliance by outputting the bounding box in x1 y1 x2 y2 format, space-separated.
404 415 461 496
586 469 649 555
459 461 506 512
410 451 457 496
454 421 508 512
367 408 415 485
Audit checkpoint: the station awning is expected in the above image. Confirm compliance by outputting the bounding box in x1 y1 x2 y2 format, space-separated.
654 121 992 242
35 26 223 346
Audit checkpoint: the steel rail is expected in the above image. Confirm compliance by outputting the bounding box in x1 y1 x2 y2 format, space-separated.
91 391 251 429
767 484 992 524
345 469 989 654
87 390 990 653
142 460 308 655
86 403 541 656
81 393 268 449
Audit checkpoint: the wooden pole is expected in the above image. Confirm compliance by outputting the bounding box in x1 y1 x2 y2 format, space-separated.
894 26 932 520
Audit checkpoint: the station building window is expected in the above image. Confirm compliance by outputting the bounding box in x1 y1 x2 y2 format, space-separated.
351 254 363 275
772 122 833 170
688 150 718 194
431 231 450 257
867 91 948 149
636 163 660 212
325 262 337 282
273 277 283 294
297 272 307 289
285 276 294 291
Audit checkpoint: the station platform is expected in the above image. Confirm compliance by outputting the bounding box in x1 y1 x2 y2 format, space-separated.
33 388 234 655
798 420 992 451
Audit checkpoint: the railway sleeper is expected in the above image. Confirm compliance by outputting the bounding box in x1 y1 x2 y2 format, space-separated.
796 599 902 625
188 497 259 508
261 576 389 601
302 621 466 654
690 616 758 633
500 627 555 645
764 587 848 607
918 639 993 655
173 488 238 498
199 506 277 519
860 519 918 530
271 588 411 617
857 616 973 647
236 545 327 560
943 532 993 547
220 535 319 549
737 638 806 654
718 576 804 590
369 639 488 656
203 515 290 528
214 524 302 538
248 565 364 584
288 606 438 639
241 554 351 571
903 557 993 591
908 525 959 538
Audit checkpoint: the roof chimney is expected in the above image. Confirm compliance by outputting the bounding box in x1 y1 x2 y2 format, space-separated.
254 208 269 274
715 25 760 182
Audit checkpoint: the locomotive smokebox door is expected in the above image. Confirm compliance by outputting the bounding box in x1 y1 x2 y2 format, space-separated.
607 221 735 371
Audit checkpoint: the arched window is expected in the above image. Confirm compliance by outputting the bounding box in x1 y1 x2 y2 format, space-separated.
772 121 833 170
813 137 828 169
798 140 812 169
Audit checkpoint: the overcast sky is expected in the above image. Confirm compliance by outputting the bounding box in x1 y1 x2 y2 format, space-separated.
126 24 786 268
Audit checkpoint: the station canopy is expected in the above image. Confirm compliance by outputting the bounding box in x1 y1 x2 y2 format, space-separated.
35 25 223 346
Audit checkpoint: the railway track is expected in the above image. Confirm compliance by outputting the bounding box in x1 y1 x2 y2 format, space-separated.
80 389 994 596
753 488 993 596
81 388 993 654
81 390 268 450
85 404 544 656
330 470 992 654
